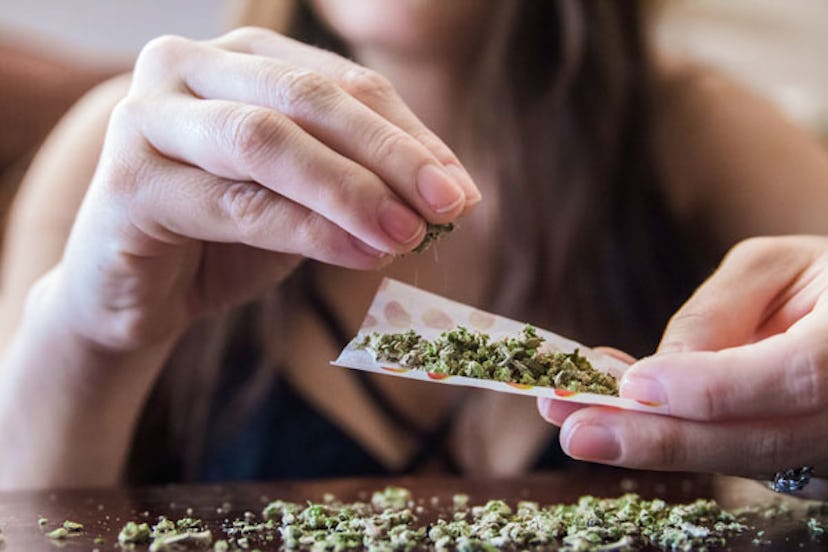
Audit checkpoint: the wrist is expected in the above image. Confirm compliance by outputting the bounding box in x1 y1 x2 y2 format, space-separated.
0 269 182 489
24 265 185 356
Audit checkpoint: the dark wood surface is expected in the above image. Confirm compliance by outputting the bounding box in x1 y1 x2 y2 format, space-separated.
0 468 824 550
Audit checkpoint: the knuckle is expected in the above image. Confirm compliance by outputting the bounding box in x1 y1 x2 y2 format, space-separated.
224 106 284 167
324 165 374 211
340 67 395 101
751 427 797 470
96 126 156 197
697 375 731 420
789 344 828 412
294 210 323 246
649 424 687 468
106 311 174 351
293 211 337 259
108 95 145 131
135 34 191 75
218 181 274 241
370 129 411 166
724 236 789 269
221 25 272 46
277 69 338 112
413 129 455 162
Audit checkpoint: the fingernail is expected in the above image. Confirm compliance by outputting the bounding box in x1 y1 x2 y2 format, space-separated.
538 397 582 426
538 398 554 421
351 235 387 258
417 164 465 213
563 423 621 461
378 199 424 245
620 374 667 406
445 163 482 205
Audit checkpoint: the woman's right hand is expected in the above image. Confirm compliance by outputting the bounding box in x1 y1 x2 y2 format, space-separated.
45 27 480 353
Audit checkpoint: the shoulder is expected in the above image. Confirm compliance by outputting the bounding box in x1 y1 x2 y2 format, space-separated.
11 73 131 222
0 74 132 339
649 57 828 248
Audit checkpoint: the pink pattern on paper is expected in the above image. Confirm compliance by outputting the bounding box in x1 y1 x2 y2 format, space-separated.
332 278 669 415
469 309 496 330
384 300 412 328
422 308 453 330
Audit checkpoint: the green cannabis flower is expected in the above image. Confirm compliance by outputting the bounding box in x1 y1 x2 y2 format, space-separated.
259 488 743 551
45 520 84 540
117 516 211 551
358 325 619 395
413 222 455 253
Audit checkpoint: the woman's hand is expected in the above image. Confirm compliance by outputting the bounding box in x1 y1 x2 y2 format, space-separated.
539 236 828 497
44 27 479 353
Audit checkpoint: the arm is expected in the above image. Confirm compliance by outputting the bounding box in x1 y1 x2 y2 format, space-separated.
0 28 478 490
0 76 172 489
652 60 828 246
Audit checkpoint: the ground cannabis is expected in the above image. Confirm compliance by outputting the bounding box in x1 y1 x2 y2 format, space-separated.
358 325 619 395
45 520 84 540
256 487 743 551
104 487 828 551
118 521 152 545
808 516 826 539
413 222 455 253
118 516 212 550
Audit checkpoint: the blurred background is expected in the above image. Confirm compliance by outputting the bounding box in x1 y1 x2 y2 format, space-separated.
1 0 826 214
0 0 225 63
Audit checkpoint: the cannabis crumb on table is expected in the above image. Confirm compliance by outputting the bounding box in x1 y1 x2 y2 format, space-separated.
358 325 619 395
101 487 762 551
45 520 83 539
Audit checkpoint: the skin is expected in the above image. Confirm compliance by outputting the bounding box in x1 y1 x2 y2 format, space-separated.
539 64 828 498
1 1 827 493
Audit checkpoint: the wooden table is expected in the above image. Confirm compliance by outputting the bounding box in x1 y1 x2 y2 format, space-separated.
0 468 824 550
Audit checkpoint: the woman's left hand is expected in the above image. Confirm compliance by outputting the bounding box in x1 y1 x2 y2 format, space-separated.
538 235 828 498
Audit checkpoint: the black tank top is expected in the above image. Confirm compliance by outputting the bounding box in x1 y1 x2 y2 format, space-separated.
198 284 571 481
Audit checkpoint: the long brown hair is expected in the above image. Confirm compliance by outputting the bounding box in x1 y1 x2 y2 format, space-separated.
127 0 702 483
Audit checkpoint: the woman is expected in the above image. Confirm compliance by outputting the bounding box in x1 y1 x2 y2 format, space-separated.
0 0 826 495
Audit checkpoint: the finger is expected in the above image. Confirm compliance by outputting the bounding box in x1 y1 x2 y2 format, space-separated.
657 237 817 354
537 397 585 426
115 156 395 270
215 28 482 204
117 95 426 254
558 406 828 479
170 44 468 221
620 327 828 420
594 346 636 365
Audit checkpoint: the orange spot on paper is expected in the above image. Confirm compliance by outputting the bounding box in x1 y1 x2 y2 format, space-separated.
382 366 409 374
422 308 453 330
363 314 378 328
636 400 662 407
554 389 576 397
506 382 534 390
469 310 495 330
384 301 412 328
427 372 450 380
